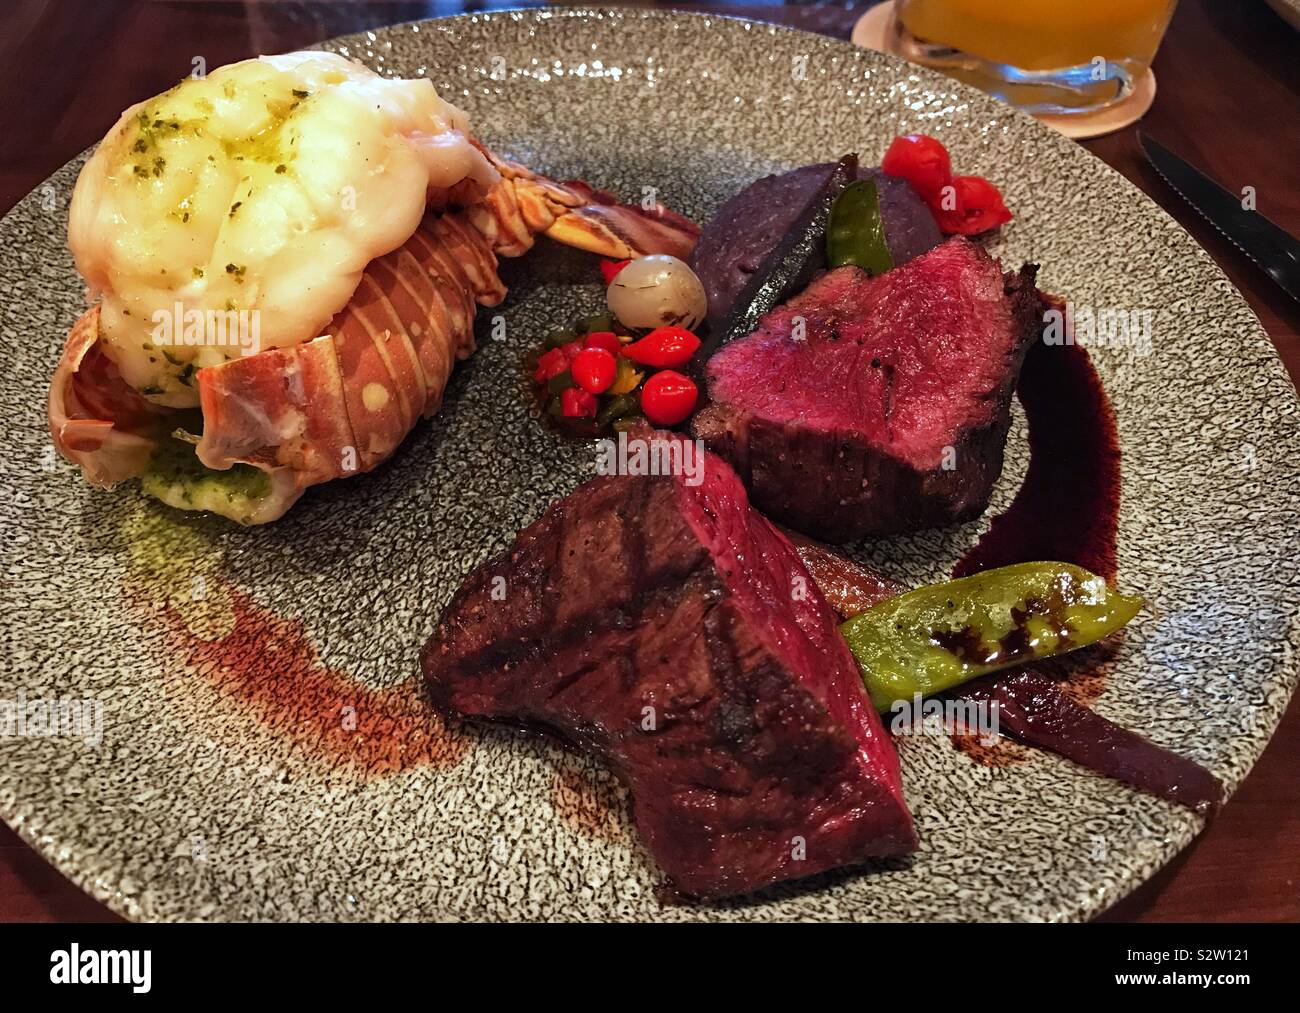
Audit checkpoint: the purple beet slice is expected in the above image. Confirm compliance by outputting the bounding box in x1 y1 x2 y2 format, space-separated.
694 237 1044 541
963 669 1223 813
690 161 943 334
421 432 916 899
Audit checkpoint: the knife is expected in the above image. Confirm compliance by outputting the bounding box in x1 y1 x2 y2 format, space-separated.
1138 131 1300 304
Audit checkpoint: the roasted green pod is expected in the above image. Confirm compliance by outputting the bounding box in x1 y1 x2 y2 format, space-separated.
840 562 1144 710
826 177 894 276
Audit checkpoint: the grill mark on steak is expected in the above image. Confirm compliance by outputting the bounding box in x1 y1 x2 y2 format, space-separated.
441 563 703 679
546 659 604 701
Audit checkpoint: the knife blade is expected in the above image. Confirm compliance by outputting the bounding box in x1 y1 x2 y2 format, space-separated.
1139 131 1300 304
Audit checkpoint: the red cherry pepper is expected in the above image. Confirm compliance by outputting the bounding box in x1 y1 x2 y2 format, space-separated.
533 346 570 383
600 259 631 285
934 175 1013 235
571 347 617 394
621 326 701 369
559 340 584 364
927 178 964 223
560 386 598 418
881 134 952 204
583 331 622 355
640 370 698 426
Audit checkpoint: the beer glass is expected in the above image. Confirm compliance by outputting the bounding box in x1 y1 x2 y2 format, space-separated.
893 0 1179 114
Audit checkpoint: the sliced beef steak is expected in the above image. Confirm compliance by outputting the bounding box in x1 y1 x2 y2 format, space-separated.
421 433 915 900
694 237 1043 541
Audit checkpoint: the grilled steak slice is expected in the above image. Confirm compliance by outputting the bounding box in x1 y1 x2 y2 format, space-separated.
421 432 916 900
694 237 1043 541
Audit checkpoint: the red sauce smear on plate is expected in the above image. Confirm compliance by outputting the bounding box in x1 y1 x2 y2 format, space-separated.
954 338 1121 583
551 762 633 844
157 584 472 777
945 339 1223 811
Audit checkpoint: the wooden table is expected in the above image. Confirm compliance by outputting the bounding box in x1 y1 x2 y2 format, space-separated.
1 0 1296 923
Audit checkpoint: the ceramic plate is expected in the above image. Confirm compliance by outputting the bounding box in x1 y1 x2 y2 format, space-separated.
2 8 1297 922
1265 0 1300 31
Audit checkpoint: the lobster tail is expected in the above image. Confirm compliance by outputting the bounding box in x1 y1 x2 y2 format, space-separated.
49 144 699 523
196 211 499 493
468 152 702 261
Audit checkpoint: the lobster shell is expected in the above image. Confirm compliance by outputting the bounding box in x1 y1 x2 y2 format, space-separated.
195 212 502 489
50 210 505 522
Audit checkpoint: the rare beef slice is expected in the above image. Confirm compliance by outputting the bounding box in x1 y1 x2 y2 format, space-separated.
694 237 1043 541
421 433 915 900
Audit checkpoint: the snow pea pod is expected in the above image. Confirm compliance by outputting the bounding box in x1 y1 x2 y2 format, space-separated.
840 562 1143 710
826 178 894 275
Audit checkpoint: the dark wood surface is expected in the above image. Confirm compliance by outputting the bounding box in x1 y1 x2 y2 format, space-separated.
1 0 1296 923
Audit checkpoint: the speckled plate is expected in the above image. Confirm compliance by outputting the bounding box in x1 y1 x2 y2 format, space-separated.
1265 0 1300 30
2 8 1297 922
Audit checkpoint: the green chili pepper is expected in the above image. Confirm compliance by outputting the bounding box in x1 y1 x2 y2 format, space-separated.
839 562 1143 710
543 328 578 350
546 370 576 396
826 178 894 276
596 391 641 429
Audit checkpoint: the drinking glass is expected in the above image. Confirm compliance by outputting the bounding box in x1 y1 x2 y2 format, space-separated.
893 0 1179 114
